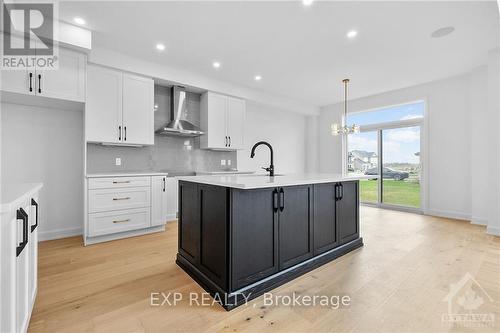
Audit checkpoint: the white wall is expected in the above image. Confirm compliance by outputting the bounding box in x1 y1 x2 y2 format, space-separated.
237 102 306 174
315 73 477 220
1 103 84 240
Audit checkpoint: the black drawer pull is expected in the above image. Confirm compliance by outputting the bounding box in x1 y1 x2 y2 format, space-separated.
16 208 28 257
31 198 39 232
273 189 279 212
38 74 41 93
29 72 33 92
279 188 285 212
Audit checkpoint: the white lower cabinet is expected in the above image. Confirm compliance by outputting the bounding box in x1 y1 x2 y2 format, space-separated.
1 184 42 333
85 174 168 245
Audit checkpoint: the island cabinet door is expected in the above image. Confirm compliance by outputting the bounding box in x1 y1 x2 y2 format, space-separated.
278 185 314 270
198 185 228 289
178 182 200 265
313 183 339 255
337 181 360 245
231 188 279 291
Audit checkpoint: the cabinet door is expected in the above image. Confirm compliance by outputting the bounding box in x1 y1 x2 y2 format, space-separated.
36 48 86 101
278 185 313 270
178 182 200 265
0 35 33 95
231 188 278 290
122 74 154 145
206 93 228 149
151 176 168 226
17 204 30 333
85 65 123 144
199 185 228 289
226 97 245 150
313 183 338 255
337 181 359 245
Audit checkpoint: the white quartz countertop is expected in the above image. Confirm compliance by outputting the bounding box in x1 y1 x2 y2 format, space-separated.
0 183 43 213
86 172 168 178
177 173 376 189
195 170 256 175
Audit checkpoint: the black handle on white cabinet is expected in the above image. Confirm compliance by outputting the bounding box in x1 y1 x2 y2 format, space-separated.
16 208 28 257
279 188 285 212
38 74 41 93
163 177 166 192
118 126 122 141
229 136 231 147
225 136 228 147
31 198 39 232
273 189 279 213
29 72 33 92
124 126 127 141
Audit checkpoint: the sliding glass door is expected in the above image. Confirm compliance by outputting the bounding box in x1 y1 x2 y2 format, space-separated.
346 101 424 211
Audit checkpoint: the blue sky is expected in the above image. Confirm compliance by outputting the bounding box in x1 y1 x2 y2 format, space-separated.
347 102 423 164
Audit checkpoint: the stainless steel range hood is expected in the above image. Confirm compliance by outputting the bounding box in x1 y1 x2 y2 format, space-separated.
155 86 204 137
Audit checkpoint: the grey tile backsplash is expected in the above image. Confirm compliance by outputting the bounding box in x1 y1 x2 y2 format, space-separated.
86 86 237 174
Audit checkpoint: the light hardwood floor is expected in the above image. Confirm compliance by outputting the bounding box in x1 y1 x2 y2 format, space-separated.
29 207 500 333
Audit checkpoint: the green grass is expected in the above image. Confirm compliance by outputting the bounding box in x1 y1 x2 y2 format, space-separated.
360 179 420 207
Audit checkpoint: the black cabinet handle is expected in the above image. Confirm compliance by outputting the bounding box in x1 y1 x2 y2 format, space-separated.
31 198 39 232
163 177 166 192
38 74 41 93
16 208 28 257
273 189 279 213
225 136 228 147
338 183 343 200
29 72 33 92
229 136 231 147
118 126 121 141
335 184 340 200
279 188 285 212
124 126 127 141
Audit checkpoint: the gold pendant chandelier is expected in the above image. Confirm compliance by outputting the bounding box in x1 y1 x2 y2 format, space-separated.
331 79 360 136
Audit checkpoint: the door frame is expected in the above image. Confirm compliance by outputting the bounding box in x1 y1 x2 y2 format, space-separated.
342 100 427 214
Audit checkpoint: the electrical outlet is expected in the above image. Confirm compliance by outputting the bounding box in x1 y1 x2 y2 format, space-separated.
115 158 121 166
227 159 231 166
220 159 226 166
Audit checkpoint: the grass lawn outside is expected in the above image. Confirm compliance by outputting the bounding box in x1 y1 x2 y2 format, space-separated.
360 179 420 208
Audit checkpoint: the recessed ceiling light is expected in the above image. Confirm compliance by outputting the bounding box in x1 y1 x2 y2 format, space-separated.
212 61 221 68
73 17 86 25
346 30 358 39
254 75 262 81
302 0 314 6
156 43 166 51
431 26 455 38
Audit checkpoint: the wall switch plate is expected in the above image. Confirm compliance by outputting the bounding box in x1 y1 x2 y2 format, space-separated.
220 159 226 166
115 158 121 166
227 159 231 166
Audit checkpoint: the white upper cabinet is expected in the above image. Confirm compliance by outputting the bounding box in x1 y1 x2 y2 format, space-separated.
0 36 86 102
122 74 154 145
200 92 246 150
37 48 86 102
86 65 123 144
85 65 154 146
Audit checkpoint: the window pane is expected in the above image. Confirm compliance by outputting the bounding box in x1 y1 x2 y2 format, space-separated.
381 126 421 207
347 131 378 203
347 101 424 127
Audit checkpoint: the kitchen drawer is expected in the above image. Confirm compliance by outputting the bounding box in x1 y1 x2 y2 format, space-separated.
89 187 150 213
88 208 150 237
88 176 151 190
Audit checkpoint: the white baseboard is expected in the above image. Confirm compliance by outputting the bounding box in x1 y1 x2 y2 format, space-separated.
471 216 488 226
486 225 500 236
425 209 470 221
38 227 82 241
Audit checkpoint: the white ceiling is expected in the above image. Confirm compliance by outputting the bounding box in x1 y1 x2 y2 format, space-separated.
60 1 499 107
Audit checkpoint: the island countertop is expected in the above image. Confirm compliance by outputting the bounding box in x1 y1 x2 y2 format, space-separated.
177 173 375 189
0 182 43 213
